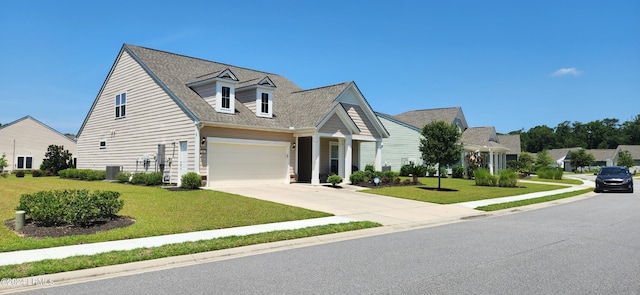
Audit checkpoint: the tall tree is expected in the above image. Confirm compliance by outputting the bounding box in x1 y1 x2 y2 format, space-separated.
525 125 555 152
40 145 74 175
621 115 640 145
419 121 463 190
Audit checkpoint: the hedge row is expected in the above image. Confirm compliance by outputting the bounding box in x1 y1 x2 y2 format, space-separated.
474 168 519 187
116 172 163 186
58 169 106 181
16 189 124 226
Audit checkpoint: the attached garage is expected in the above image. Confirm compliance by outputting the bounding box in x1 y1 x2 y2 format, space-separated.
207 138 290 186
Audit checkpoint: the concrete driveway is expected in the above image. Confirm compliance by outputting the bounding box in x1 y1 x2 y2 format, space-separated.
209 184 484 226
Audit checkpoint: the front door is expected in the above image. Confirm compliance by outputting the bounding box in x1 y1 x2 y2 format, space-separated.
179 141 188 180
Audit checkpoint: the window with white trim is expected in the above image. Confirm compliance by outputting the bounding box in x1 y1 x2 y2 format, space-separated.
261 93 269 113
216 83 235 114
115 92 126 118
16 156 33 169
221 87 230 109
256 90 273 117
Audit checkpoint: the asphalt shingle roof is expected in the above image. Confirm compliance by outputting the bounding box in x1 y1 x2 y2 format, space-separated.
393 107 467 130
124 44 349 130
460 127 509 151
497 134 522 155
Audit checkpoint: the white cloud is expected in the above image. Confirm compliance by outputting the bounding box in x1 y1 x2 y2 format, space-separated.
551 67 582 76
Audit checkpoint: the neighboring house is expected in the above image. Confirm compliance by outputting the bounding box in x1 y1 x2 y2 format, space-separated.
612 145 640 173
459 127 510 174
0 116 77 172
546 148 581 170
564 147 640 172
360 107 468 171
562 148 613 172
76 44 389 186
497 134 521 162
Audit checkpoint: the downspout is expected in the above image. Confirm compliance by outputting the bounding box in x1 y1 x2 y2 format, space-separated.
195 122 203 175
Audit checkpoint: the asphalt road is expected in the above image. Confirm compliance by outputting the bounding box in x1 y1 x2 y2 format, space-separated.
16 186 640 294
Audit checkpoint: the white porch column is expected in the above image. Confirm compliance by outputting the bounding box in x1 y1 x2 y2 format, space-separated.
375 139 383 171
345 136 353 181
311 135 320 185
489 149 494 175
338 138 345 178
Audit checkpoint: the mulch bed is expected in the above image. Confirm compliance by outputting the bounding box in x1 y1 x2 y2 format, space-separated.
5 216 135 238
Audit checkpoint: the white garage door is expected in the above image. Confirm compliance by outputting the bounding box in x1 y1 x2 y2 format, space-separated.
208 138 289 186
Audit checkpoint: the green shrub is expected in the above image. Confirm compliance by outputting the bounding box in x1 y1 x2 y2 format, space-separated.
15 171 25 178
364 164 375 173
0 172 8 178
427 167 437 177
452 166 464 178
17 189 124 227
116 172 131 183
474 168 498 186
130 172 147 185
381 170 399 180
439 167 447 177
17 190 66 226
180 172 202 189
144 172 163 186
537 167 563 180
327 174 343 186
58 169 106 181
31 170 44 177
349 171 367 184
498 169 518 187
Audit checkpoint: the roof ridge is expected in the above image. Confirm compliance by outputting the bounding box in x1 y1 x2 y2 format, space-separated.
290 81 350 94
124 44 282 77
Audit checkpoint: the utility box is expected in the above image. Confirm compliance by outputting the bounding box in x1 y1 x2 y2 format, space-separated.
106 166 121 180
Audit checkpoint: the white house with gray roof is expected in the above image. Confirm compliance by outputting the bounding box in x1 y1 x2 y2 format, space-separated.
361 107 469 172
0 116 77 172
76 44 389 186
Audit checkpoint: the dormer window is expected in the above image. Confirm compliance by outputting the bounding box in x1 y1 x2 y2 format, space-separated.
222 86 231 109
257 90 273 117
261 93 269 113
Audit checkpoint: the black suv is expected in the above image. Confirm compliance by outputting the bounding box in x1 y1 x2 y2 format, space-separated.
595 166 634 193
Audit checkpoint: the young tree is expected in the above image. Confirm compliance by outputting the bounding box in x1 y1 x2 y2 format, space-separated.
617 150 634 168
0 153 7 172
40 145 74 175
535 150 554 170
568 149 596 172
419 121 462 189
517 152 535 174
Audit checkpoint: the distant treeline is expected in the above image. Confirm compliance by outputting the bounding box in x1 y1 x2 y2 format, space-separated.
507 115 640 153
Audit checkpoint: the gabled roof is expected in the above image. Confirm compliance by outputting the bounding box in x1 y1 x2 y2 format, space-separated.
460 127 509 152
393 107 468 130
588 149 617 162
0 116 76 143
78 44 386 137
547 148 580 161
497 134 521 155
615 145 640 160
375 112 421 132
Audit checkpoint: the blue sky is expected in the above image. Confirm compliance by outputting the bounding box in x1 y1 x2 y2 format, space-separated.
1 0 638 135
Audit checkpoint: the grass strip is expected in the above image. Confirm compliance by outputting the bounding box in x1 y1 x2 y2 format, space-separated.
475 188 594 211
0 221 379 278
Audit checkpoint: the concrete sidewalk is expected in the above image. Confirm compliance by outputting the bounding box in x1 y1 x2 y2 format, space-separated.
0 178 594 268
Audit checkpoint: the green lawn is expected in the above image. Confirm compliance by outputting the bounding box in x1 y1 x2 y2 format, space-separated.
0 175 331 252
363 177 566 204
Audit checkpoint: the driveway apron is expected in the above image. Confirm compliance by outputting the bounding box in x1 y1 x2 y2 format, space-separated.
207 184 483 226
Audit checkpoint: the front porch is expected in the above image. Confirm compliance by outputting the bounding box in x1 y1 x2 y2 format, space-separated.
294 135 382 185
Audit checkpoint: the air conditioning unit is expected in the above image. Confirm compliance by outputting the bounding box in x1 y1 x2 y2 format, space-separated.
106 166 121 180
